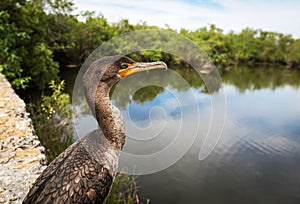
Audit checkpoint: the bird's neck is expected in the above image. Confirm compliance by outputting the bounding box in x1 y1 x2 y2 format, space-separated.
94 81 125 150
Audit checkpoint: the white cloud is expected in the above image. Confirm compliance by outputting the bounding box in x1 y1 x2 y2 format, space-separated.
73 0 300 38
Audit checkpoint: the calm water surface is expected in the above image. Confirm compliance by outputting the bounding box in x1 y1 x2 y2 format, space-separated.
64 67 300 204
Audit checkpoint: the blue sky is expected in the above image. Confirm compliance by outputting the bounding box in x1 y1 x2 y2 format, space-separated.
73 0 300 38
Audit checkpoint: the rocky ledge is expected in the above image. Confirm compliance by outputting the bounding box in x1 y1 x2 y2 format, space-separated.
0 74 47 204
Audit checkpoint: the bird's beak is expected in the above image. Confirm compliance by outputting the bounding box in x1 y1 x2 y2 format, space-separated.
118 61 168 77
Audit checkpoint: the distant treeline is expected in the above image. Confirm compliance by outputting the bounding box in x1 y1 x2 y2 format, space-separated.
1 0 300 90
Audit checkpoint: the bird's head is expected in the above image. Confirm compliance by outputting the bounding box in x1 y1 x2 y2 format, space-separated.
99 55 167 84
117 56 168 78
84 55 167 88
83 55 167 114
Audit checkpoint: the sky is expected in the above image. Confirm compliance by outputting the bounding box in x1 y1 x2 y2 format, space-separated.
72 0 300 38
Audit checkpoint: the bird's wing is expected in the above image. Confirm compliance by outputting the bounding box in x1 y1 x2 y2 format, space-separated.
22 141 113 204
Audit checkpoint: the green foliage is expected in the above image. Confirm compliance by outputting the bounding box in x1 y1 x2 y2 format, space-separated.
180 25 300 68
28 80 73 161
0 0 60 89
286 39 300 67
106 173 149 204
41 80 71 118
27 42 59 88
77 13 114 61
222 65 300 93
132 85 164 104
0 11 30 88
45 0 74 14
226 29 260 64
2 0 300 92
112 19 135 35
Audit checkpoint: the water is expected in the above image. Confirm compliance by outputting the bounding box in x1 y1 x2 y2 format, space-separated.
63 66 300 204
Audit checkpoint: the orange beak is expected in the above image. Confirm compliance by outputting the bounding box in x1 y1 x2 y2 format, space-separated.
118 61 167 77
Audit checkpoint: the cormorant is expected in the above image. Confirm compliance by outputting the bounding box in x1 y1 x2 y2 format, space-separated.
23 55 167 204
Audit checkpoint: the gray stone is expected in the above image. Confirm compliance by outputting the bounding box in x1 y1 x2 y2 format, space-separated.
0 74 47 204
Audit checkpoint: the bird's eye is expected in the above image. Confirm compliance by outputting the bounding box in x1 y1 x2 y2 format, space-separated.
121 63 128 69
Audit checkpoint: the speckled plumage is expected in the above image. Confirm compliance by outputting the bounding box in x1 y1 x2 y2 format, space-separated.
22 132 117 204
